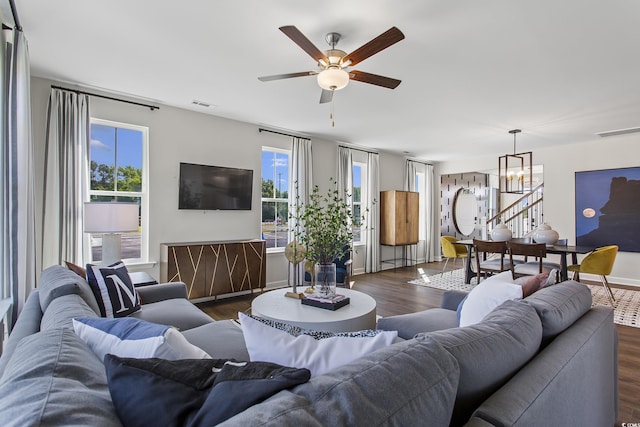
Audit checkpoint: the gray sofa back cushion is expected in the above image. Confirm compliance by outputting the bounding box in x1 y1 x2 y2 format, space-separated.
0 291 43 377
523 280 592 345
40 293 98 331
295 334 459 426
39 265 101 315
220 335 460 426
0 328 123 427
425 300 542 427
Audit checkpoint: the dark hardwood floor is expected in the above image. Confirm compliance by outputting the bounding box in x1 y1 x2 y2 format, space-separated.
196 261 640 425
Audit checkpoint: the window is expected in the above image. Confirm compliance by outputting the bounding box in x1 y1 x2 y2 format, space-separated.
352 162 366 244
261 148 290 250
89 119 148 263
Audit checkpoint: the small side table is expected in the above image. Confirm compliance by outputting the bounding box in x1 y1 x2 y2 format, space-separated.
129 271 158 287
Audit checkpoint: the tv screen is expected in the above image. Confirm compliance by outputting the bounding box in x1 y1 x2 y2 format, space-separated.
179 162 253 210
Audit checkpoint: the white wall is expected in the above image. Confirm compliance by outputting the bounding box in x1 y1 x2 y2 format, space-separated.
436 134 640 286
31 77 408 287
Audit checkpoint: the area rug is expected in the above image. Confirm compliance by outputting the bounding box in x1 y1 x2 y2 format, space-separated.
408 269 640 329
407 268 476 292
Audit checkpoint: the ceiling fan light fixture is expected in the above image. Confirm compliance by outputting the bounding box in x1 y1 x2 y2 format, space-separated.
317 67 349 91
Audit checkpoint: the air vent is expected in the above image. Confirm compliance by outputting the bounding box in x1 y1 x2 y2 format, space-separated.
191 100 212 107
596 127 640 137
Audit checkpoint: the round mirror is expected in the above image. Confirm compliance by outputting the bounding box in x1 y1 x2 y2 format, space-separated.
453 188 478 236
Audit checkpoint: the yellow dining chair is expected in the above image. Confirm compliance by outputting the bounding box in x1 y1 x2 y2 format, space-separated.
441 236 468 275
567 245 618 306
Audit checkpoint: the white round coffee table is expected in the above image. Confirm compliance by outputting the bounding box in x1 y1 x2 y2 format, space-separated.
251 287 377 333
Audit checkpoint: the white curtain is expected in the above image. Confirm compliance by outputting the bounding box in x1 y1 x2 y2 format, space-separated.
404 159 438 263
42 89 91 269
1 30 37 322
424 163 438 262
404 160 419 262
336 146 353 203
288 137 312 283
365 152 380 272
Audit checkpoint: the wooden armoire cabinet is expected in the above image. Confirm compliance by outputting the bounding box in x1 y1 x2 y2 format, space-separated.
160 239 266 300
380 190 419 245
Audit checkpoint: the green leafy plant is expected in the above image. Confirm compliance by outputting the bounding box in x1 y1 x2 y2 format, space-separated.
290 179 364 266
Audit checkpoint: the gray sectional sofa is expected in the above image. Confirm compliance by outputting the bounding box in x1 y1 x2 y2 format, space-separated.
0 265 618 426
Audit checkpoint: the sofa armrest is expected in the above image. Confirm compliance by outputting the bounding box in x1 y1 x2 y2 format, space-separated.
440 290 468 311
137 282 188 304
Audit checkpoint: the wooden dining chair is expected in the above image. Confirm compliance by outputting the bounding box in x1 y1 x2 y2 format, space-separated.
507 241 561 282
472 239 512 282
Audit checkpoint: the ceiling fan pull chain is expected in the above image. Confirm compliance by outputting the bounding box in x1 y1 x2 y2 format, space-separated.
330 93 335 127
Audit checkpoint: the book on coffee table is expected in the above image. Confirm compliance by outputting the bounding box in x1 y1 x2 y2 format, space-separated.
301 293 350 311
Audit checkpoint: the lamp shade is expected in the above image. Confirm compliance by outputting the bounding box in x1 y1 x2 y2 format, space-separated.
84 202 139 233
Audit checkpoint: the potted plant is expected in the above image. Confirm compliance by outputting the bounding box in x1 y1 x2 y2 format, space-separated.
290 180 363 297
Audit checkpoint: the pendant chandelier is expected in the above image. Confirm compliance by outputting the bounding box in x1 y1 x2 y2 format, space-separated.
498 129 532 194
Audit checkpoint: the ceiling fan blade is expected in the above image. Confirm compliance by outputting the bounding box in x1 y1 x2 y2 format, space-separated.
349 70 401 89
342 27 405 67
258 71 317 82
279 25 328 63
319 89 333 104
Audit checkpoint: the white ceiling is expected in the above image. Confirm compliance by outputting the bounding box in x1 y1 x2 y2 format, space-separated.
14 0 640 162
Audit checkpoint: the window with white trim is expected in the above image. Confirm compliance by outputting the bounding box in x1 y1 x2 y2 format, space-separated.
89 119 148 263
261 147 290 250
352 162 367 244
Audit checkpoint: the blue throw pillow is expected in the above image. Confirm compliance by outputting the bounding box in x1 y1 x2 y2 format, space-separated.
104 355 311 427
86 261 140 317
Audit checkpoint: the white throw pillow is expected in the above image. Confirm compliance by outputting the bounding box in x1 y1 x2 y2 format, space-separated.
239 312 397 377
73 317 211 361
458 273 524 327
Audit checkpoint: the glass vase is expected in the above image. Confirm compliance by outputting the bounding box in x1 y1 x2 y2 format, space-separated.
315 263 336 297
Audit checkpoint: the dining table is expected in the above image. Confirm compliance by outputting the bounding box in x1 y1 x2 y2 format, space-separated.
455 239 596 284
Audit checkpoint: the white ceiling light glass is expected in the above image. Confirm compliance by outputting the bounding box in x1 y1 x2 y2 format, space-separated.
317 67 349 91
498 129 532 194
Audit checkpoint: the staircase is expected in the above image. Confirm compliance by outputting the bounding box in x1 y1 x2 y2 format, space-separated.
486 183 544 239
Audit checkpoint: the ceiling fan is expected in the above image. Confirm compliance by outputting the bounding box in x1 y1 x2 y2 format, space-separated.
258 25 405 104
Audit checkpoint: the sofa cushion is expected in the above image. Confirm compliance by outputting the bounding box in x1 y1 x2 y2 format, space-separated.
239 312 397 377
40 293 98 330
0 291 43 378
86 261 141 317
290 334 460 426
0 328 122 427
73 317 210 361
376 308 459 339
130 297 215 331
523 280 592 345
424 299 542 427
104 355 310 427
39 264 100 315
221 335 459 426
182 320 250 361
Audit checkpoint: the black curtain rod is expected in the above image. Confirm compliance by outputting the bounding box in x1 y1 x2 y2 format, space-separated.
258 128 310 140
51 85 159 111
407 158 433 166
338 144 378 155
8 0 21 31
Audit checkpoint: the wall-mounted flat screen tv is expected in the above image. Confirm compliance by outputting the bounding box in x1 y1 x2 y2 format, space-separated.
179 162 253 210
